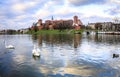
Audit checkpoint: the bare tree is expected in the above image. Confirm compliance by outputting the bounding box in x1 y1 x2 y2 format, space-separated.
113 17 120 23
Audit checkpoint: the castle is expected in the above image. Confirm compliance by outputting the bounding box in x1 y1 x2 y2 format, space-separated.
31 15 83 30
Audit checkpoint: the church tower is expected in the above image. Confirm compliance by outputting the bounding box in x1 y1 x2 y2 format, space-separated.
51 16 54 20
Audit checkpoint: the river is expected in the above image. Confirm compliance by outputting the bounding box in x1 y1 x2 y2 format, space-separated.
0 34 120 77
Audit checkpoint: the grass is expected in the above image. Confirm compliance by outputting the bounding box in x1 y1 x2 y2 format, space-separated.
26 29 85 34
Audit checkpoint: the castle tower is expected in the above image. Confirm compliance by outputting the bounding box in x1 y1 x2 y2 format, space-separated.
37 19 42 26
78 19 83 25
73 15 78 24
37 19 43 30
73 15 82 30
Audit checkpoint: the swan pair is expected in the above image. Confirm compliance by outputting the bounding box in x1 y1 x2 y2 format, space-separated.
32 45 40 57
4 41 40 57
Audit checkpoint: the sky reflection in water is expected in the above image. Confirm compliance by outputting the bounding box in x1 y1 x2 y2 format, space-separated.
0 34 120 77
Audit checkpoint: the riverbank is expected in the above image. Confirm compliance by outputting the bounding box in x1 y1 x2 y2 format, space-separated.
26 29 84 34
97 31 120 35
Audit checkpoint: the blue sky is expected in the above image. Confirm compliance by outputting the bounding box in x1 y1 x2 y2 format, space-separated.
0 0 120 30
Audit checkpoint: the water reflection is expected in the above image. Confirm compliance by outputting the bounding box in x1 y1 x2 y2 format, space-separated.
0 34 120 77
74 34 82 48
88 34 120 44
32 34 82 49
30 34 120 76
32 55 40 60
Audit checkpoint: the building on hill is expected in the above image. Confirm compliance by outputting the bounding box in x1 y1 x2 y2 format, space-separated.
73 15 83 30
36 19 43 30
31 15 83 30
45 20 53 30
44 19 73 30
31 19 43 30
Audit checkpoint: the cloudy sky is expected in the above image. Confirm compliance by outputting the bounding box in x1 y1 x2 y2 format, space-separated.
0 0 120 30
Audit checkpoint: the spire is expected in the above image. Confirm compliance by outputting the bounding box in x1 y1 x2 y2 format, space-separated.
52 16 54 20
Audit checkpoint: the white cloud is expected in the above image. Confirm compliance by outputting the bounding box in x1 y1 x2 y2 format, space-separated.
0 23 5 29
16 15 28 19
78 4 113 19
0 0 120 29
33 9 51 19
54 7 73 15
32 0 65 19
67 0 86 4
67 0 106 6
0 15 7 19
11 1 39 14
10 15 29 22
12 4 26 13
110 0 120 4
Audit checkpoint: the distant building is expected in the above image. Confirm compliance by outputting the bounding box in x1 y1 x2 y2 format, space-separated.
78 19 83 25
101 22 113 31
88 23 96 29
37 19 43 30
31 19 43 30
88 22 120 31
19 28 29 33
113 23 120 31
45 20 53 30
73 15 83 30
73 16 78 24
44 19 73 30
31 15 83 30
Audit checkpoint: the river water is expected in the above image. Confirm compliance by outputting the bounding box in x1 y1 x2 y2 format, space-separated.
0 34 120 77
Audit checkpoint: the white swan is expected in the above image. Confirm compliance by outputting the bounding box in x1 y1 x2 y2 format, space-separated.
4 41 15 49
32 45 40 57
6 45 15 49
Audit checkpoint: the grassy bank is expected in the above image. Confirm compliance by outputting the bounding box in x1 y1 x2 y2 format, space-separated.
26 29 84 34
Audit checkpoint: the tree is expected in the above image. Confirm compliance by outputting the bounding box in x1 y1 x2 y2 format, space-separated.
34 25 38 32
